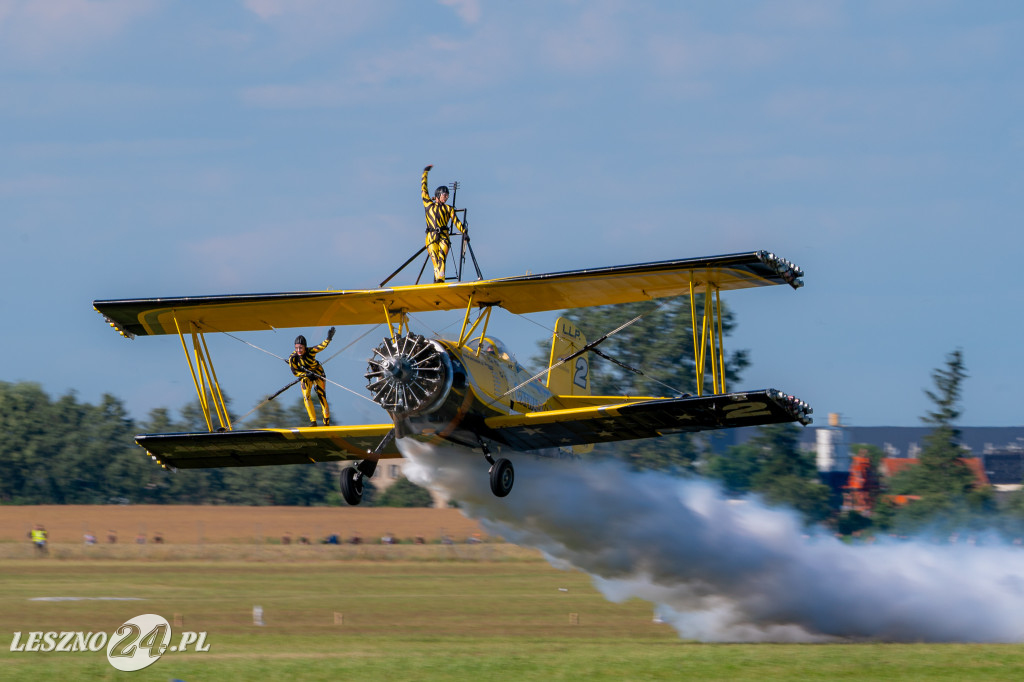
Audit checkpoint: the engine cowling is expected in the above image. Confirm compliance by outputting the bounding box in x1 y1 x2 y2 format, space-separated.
365 334 452 417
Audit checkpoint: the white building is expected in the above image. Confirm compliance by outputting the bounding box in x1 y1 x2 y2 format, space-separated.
816 412 851 473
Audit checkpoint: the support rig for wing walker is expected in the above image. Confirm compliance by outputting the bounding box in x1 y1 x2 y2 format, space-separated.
379 181 483 288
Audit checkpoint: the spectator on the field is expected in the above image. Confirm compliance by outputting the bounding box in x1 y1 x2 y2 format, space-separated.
29 524 48 556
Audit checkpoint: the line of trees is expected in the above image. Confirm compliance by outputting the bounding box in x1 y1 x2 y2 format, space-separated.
7 298 1024 533
0 381 432 507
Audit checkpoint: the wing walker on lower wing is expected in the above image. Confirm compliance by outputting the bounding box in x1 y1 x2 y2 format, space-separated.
94 249 810 505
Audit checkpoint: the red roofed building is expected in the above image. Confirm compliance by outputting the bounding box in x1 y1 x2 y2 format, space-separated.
881 457 989 487
844 457 989 513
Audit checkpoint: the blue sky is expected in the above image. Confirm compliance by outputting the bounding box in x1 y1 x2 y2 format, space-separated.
2 0 1022 427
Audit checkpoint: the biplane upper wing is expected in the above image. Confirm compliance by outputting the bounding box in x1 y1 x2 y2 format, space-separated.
93 251 802 338
136 424 398 470
483 389 812 452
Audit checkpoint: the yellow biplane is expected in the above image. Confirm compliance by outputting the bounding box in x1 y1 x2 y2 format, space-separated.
93 251 810 505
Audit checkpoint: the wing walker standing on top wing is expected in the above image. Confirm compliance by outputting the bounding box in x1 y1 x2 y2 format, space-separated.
381 165 482 288
93 168 811 506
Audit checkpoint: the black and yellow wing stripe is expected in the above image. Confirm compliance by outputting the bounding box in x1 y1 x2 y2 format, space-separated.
484 389 811 451
137 390 811 467
94 251 803 338
137 424 397 470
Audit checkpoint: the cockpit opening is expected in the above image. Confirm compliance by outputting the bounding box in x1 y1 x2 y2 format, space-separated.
475 336 512 361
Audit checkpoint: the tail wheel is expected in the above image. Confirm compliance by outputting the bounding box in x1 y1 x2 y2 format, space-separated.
489 458 514 498
365 334 450 416
340 466 363 506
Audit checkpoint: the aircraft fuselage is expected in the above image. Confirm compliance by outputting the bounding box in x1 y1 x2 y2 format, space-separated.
382 336 553 452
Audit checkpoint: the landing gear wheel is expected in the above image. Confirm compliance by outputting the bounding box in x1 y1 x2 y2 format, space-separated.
340 466 364 506
489 458 514 498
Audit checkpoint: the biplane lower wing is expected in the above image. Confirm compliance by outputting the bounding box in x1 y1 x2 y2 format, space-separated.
137 390 808 469
484 389 811 452
137 424 397 470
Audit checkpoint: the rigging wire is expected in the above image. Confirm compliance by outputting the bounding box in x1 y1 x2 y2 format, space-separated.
204 292 706 426
504 298 700 400
210 328 288 362
207 323 383 426
488 298 678 406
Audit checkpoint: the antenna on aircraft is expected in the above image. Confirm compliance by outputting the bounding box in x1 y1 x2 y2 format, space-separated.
447 181 483 283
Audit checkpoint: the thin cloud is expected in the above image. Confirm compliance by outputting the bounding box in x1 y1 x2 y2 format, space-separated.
0 173 68 196
749 0 846 31
439 0 481 25
648 31 785 76
0 0 158 64
241 0 390 50
538 2 629 73
182 218 393 290
239 24 521 108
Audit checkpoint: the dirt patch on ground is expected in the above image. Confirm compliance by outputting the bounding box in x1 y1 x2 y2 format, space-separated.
0 505 486 545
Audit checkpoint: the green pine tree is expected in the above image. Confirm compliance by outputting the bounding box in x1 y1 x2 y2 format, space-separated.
887 349 994 533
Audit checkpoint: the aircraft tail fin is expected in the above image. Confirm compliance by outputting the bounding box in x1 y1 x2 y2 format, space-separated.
547 317 593 454
546 316 590 396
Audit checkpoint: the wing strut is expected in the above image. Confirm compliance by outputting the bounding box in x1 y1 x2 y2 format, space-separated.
691 278 727 396
173 316 232 432
383 305 411 343
456 298 496 351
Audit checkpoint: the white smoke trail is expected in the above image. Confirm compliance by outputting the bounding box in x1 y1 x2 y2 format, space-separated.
399 439 1024 642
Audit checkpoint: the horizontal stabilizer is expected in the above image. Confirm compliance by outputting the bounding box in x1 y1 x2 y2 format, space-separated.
485 389 811 452
137 425 397 470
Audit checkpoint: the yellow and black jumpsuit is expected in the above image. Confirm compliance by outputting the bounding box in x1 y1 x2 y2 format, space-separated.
422 167 465 283
289 337 332 427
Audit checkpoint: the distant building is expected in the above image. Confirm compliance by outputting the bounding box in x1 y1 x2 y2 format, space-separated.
881 457 990 488
712 423 1024 466
708 418 1024 506
816 413 851 473
982 452 1024 492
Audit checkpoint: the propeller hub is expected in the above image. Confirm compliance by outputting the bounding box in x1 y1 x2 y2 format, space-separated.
383 357 414 382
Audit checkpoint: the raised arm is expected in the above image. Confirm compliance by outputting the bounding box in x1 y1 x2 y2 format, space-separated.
421 165 433 207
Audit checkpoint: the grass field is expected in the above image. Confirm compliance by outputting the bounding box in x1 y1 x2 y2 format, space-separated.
0 505 486 545
2 554 1024 681
3 508 1024 680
